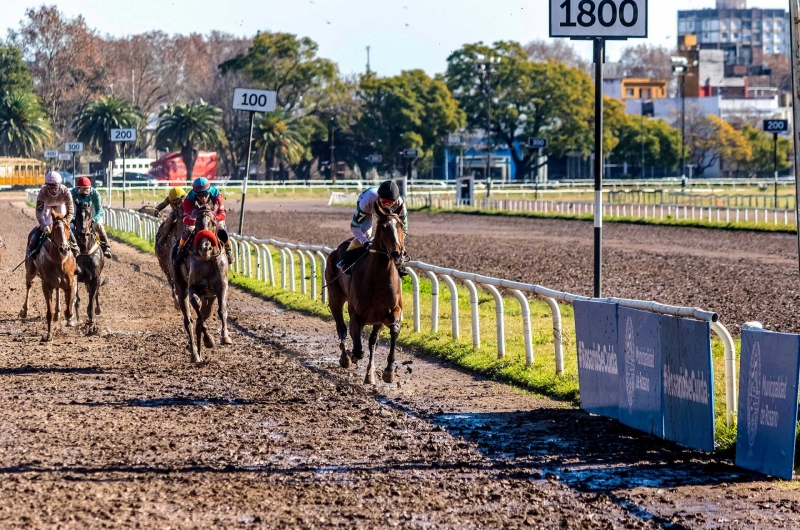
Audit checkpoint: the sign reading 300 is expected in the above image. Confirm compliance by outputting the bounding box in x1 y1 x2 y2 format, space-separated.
550 0 647 39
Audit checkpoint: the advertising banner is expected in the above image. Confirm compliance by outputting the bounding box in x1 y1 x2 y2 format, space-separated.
575 300 619 419
618 307 662 437
736 329 800 480
660 316 715 452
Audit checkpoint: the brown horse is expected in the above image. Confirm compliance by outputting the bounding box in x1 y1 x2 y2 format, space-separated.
154 208 182 308
19 210 77 341
170 206 231 363
73 201 104 324
325 208 405 385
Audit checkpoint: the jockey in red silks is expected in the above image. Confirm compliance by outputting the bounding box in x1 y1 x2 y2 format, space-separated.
174 177 231 264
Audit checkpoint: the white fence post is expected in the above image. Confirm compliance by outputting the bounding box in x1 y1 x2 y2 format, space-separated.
511 290 533 365
481 283 505 358
406 267 421 333
463 279 481 350
426 271 439 333
440 274 459 339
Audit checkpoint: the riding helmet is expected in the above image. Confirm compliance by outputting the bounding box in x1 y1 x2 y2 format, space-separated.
192 177 211 192
169 187 187 202
45 171 62 185
377 180 400 201
76 176 92 188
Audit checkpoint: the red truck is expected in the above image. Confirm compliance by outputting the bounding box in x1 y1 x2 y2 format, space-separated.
148 151 217 184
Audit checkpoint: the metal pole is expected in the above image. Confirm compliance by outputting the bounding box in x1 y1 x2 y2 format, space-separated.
484 64 491 183
641 96 645 179
593 37 604 298
122 142 127 208
791 0 800 277
774 132 779 208
72 152 76 181
239 110 256 235
681 73 686 180
330 119 336 184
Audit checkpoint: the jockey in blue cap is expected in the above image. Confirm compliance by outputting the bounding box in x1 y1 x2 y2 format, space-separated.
175 177 231 264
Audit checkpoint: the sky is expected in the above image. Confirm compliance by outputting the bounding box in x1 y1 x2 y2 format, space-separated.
2 0 792 77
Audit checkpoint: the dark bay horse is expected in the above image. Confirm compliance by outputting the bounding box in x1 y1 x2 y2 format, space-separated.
170 206 231 363
19 210 77 341
325 207 405 385
73 201 104 324
153 207 182 308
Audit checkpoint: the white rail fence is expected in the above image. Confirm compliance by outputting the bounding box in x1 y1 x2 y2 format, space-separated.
101 206 739 425
329 192 798 226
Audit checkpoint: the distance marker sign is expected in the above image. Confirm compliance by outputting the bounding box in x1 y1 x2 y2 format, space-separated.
44 150 58 159
550 0 647 38
110 129 136 142
763 120 789 134
232 88 277 113
64 142 83 152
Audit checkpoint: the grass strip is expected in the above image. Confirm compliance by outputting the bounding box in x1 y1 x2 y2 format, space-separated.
408 206 798 234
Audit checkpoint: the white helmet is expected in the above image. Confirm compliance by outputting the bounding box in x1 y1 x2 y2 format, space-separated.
45 171 63 185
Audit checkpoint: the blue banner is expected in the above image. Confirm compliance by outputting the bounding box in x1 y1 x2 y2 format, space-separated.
618 307 662 437
736 329 800 480
660 316 715 452
574 300 619 419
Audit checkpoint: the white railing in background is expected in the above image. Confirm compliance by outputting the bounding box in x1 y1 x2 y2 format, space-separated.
102 206 739 425
329 192 798 227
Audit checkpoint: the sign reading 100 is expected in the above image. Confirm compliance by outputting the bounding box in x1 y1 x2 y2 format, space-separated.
232 88 277 113
550 0 647 39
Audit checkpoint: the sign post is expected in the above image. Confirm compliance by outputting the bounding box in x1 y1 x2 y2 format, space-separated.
528 138 548 199
403 148 419 188
447 134 464 181
790 1 800 280
232 87 277 235
110 128 137 208
65 142 83 182
763 119 788 209
550 0 647 298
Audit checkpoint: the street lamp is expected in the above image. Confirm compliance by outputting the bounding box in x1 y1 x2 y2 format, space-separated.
671 56 698 183
477 56 501 184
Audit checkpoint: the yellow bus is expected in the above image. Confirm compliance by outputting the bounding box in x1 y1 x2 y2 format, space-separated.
0 158 44 186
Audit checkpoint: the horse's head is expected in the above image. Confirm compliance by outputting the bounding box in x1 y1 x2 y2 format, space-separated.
50 209 71 257
194 203 218 234
76 201 94 237
374 207 406 269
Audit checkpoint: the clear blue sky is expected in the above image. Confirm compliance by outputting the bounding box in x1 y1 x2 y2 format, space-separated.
3 0 791 76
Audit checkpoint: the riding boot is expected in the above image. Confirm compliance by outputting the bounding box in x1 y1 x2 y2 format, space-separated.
96 224 113 258
173 239 188 268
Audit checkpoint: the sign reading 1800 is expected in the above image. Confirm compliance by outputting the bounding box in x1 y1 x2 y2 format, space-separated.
550 0 647 38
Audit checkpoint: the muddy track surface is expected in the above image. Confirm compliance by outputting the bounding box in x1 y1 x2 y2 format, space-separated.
2 193 796 529
221 198 800 336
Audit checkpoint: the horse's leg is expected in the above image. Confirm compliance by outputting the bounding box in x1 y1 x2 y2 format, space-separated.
217 282 232 345
94 278 102 315
348 311 365 364
329 288 350 368
64 276 76 328
365 324 383 386
178 291 199 363
188 287 206 362
19 265 35 319
42 285 54 342
201 298 215 349
383 323 400 384
86 277 99 324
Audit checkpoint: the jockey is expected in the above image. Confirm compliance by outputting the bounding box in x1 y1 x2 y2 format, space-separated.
154 186 186 246
337 180 408 276
71 176 112 258
175 177 231 263
27 171 80 260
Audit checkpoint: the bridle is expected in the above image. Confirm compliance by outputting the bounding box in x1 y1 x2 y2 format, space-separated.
371 214 406 267
44 215 71 263
75 203 99 255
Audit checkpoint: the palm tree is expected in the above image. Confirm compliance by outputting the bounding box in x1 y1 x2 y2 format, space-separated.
0 90 52 157
73 96 142 182
156 102 226 182
253 109 305 180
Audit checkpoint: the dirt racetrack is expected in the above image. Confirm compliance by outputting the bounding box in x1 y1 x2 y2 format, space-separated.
226 197 800 336
1 193 799 528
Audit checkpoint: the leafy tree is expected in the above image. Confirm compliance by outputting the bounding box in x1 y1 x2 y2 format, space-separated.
686 114 750 176
219 32 337 112
156 102 226 181
446 41 593 181
353 69 464 174
609 117 681 172
74 96 142 181
253 109 306 180
0 44 33 95
738 125 791 177
0 90 52 157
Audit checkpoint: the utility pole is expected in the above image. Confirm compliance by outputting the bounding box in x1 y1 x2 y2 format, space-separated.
329 117 336 183
641 95 645 179
366 45 371 74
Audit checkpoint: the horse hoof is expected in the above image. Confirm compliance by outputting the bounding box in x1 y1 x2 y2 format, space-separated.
18 309 27 319
339 354 351 369
352 350 365 361
190 354 202 364
203 334 216 348
221 334 232 345
364 373 376 385
40 335 52 343
382 370 395 384
66 318 76 328
95 306 102 315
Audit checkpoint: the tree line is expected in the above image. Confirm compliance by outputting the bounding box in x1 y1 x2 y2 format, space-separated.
0 6 791 180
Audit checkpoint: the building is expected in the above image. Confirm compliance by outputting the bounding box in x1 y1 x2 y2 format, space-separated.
677 0 789 69
603 78 668 100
